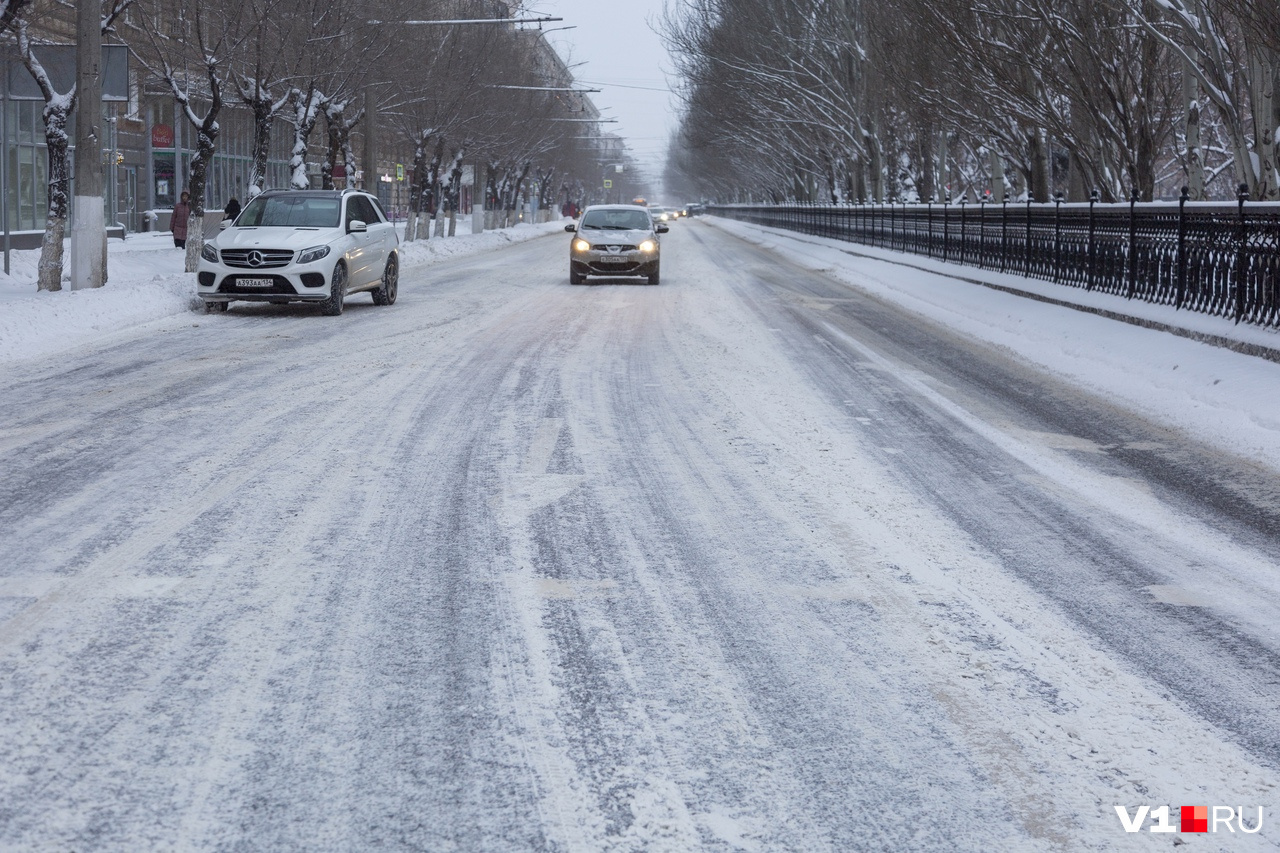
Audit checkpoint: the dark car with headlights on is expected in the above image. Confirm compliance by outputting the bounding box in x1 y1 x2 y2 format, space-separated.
565 204 669 285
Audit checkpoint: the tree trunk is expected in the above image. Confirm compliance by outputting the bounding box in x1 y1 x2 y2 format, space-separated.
988 146 1005 203
936 128 948 200
1029 128 1051 202
247 97 275 198
239 78 287 200
322 104 341 190
1134 2 1160 202
184 114 219 272
17 18 73 291
38 105 70 292
405 134 428 242
424 138 444 239
1184 60 1205 200
322 100 361 191
445 147 466 217
343 119 359 192
512 162 531 225
1250 45 1277 199
289 88 324 190
1068 149 1090 203
867 129 884 203
919 129 935 202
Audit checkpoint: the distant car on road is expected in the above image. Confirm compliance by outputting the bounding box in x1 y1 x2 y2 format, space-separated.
648 205 671 223
566 204 669 285
196 189 400 316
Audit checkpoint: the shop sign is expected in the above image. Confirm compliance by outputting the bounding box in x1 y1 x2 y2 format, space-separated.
151 124 174 148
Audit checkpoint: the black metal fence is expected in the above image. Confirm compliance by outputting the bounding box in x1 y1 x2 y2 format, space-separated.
709 193 1280 328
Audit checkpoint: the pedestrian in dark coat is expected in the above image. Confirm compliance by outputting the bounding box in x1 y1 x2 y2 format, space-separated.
224 197 241 222
171 191 191 248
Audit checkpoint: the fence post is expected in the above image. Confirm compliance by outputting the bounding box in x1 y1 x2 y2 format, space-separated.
943 192 951 262
1000 197 1008 273
1126 189 1139 298
979 198 987 269
1087 189 1099 291
926 197 934 258
1176 186 1189 310
888 197 895 250
959 197 968 266
1053 191 1063 283
1025 196 1032 275
900 196 906 252
1236 183 1249 323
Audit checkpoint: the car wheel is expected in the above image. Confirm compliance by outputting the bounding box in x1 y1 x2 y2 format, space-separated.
373 255 398 305
320 262 347 316
570 268 584 285
204 300 228 313
648 266 660 286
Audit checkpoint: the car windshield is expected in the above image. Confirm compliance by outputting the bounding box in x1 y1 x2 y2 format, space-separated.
581 209 652 231
238 196 341 228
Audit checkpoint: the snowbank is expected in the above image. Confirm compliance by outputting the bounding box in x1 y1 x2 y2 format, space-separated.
0 219 566 367
706 215 1280 473
706 216 1280 357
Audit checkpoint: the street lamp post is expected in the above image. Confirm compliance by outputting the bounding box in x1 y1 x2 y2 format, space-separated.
70 0 105 289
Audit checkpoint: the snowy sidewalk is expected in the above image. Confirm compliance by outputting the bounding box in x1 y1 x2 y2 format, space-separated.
706 215 1280 474
0 219 567 367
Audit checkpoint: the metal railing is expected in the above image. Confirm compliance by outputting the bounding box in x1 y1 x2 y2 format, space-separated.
709 190 1280 328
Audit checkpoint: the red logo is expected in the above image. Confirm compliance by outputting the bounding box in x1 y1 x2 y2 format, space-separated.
1116 804 1263 834
1181 806 1208 833
151 124 174 148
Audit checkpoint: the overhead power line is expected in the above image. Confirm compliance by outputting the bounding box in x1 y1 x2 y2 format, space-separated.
487 85 602 93
367 16 564 25
579 79 672 93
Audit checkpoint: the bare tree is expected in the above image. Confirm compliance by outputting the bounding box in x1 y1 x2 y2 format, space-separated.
9 0 131 292
131 0 247 270
234 0 295 198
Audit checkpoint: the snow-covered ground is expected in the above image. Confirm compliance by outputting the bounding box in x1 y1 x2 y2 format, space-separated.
0 218 567 367
707 215 1280 476
2 218 1279 849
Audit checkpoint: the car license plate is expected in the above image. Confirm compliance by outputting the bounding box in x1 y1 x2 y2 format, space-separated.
239 277 272 288
600 255 626 263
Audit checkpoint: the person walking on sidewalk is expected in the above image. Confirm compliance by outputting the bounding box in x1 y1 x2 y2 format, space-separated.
171 191 191 249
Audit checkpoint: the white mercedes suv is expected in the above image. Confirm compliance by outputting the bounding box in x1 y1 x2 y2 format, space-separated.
197 189 399 316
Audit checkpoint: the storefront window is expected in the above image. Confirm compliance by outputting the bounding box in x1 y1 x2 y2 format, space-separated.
153 152 175 206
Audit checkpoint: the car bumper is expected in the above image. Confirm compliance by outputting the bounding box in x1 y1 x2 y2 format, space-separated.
196 264 333 301
571 255 659 276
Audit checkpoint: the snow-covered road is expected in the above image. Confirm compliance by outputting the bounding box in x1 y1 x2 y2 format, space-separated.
2 221 1278 850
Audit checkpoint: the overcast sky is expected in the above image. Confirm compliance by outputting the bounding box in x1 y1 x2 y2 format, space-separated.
524 1 681 196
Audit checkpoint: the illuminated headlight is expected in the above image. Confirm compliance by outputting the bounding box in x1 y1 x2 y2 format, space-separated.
298 245 331 264
659 213 669 221
639 240 657 253
200 243 219 263
573 239 591 253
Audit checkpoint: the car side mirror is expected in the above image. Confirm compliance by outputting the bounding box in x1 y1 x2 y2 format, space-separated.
348 219 368 233
564 223 576 232
656 224 669 234
219 219 232 230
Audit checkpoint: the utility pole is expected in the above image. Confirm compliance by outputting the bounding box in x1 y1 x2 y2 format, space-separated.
70 0 105 289
362 83 377 194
